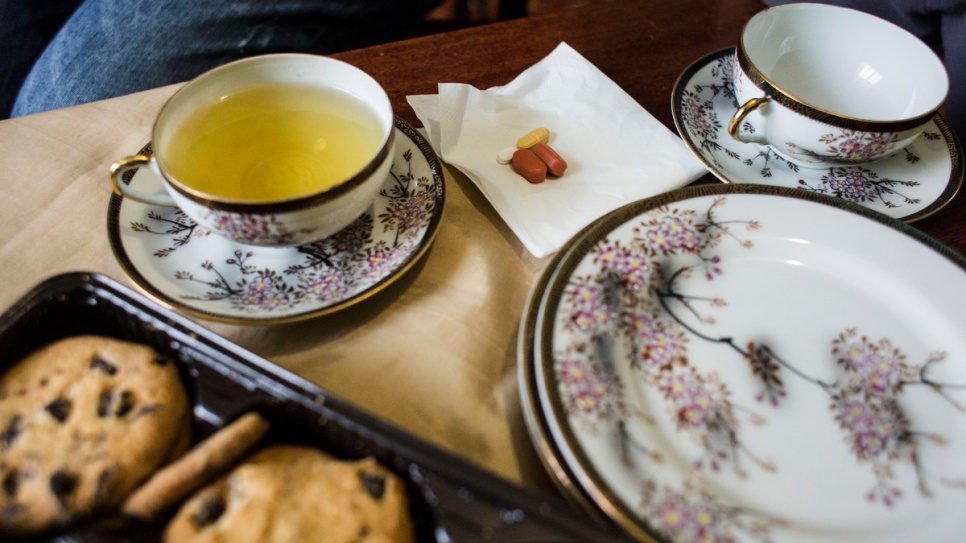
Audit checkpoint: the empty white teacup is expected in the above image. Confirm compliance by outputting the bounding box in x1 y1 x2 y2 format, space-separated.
728 3 949 168
110 54 394 247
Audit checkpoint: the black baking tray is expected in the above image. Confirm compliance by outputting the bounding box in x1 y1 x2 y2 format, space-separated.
0 272 635 543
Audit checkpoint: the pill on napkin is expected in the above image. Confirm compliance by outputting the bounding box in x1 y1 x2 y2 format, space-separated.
407 42 707 258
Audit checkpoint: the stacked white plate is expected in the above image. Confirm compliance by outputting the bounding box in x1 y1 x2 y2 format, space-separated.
518 183 966 543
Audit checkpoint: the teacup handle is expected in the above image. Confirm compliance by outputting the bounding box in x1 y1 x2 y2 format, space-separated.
109 155 178 207
728 97 769 144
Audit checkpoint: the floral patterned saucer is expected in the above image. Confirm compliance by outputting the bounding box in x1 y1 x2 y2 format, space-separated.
672 48 963 222
108 117 444 324
522 183 966 543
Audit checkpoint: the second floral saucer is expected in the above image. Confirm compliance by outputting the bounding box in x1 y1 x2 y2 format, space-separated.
672 48 963 222
108 117 445 324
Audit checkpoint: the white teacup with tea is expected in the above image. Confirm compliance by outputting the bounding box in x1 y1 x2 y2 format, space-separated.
111 54 394 247
727 3 948 168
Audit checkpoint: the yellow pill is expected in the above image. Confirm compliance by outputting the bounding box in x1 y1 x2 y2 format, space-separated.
516 127 550 149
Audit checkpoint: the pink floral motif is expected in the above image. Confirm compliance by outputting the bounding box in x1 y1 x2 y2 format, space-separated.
362 244 413 281
828 170 871 200
595 240 650 289
305 267 349 300
838 339 902 393
828 132 898 163
627 313 686 370
798 166 921 208
555 356 621 422
645 215 702 255
682 93 717 135
549 195 962 542
241 273 292 308
836 396 901 459
160 139 440 314
206 211 299 246
564 276 614 333
660 369 725 428
641 482 774 543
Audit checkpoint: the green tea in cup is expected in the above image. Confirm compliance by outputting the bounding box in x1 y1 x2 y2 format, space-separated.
165 82 384 202
110 54 395 247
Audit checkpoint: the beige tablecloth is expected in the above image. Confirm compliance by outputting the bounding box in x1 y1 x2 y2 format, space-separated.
0 87 555 489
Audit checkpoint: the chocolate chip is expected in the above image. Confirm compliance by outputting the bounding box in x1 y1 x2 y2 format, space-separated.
50 471 78 506
97 390 112 418
97 389 136 418
45 397 72 422
2 470 19 496
152 355 172 366
115 391 134 417
94 467 117 502
191 495 226 528
359 471 386 500
0 503 25 520
90 356 117 375
355 525 371 542
1 416 23 449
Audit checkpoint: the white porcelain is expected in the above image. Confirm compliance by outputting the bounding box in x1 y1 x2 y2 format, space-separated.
521 184 966 543
110 54 395 247
729 3 948 168
108 120 443 324
672 49 963 222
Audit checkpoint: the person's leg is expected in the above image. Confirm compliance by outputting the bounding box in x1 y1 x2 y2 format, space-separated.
11 0 441 117
937 5 965 137
0 0 83 118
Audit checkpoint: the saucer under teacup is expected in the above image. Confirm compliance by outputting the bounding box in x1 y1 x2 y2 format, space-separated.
108 117 444 324
672 49 963 222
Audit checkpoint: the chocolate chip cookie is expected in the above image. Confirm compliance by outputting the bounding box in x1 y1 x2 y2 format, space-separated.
164 445 414 543
0 335 191 535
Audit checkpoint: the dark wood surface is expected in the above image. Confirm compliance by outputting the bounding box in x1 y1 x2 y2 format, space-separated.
334 0 965 257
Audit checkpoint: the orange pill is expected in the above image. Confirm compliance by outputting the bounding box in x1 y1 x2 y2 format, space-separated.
511 148 548 184
531 143 567 176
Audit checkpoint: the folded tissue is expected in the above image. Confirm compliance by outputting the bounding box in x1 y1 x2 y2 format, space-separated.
407 42 707 258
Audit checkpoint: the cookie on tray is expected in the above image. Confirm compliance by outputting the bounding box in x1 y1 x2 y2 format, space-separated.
0 335 191 535
164 445 414 543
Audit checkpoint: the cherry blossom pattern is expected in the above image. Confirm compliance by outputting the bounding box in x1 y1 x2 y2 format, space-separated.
641 481 780 543
828 132 895 162
679 56 738 165
379 148 436 247
132 137 438 314
555 353 624 425
287 213 375 301
203 210 305 246
549 195 964 543
830 328 964 506
685 52 941 188
796 167 921 208
555 197 767 478
176 250 302 312
737 327 965 507
130 208 209 257
658 367 746 473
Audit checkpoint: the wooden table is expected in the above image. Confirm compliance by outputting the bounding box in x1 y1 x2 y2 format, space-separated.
0 0 962 523
336 0 965 255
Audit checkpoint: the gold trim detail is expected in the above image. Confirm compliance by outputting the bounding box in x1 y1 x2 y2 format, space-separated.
734 45 939 132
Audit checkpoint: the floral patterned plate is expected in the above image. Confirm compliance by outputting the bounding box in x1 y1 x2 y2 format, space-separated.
525 183 966 543
672 48 963 222
108 117 444 324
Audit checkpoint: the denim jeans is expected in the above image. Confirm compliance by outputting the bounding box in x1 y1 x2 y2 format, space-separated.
1 0 440 118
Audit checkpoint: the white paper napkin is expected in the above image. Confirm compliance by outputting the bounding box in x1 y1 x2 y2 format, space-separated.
407 42 707 258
